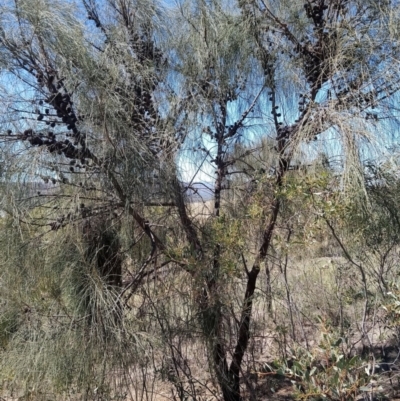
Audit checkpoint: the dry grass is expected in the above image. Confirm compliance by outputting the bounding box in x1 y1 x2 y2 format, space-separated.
187 201 215 220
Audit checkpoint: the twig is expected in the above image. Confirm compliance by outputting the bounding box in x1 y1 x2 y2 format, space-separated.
323 215 371 348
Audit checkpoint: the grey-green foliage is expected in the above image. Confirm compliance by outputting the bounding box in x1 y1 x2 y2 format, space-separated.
0 0 174 205
0 219 144 399
0 0 175 395
1 0 400 400
336 162 400 294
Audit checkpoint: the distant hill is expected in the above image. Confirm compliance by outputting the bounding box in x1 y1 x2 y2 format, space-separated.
9 180 215 205
184 182 214 202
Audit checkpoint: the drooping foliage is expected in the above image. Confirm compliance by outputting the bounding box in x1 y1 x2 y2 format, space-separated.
1 0 400 400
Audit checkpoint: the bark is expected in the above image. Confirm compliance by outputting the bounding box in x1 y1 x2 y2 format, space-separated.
224 153 288 401
173 178 203 258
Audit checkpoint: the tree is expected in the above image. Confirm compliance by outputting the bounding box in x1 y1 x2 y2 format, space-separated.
0 0 400 400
